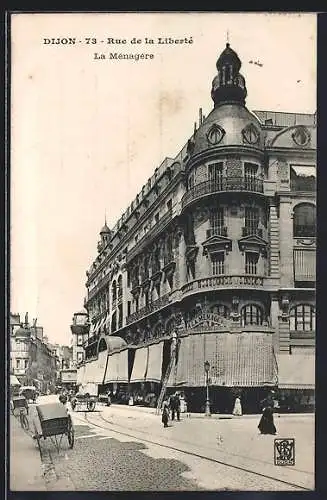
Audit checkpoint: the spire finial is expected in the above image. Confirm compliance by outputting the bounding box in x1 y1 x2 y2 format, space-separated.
104 209 107 226
226 30 230 46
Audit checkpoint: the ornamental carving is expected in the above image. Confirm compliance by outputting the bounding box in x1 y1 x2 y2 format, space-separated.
206 124 225 146
185 245 199 263
242 123 260 145
202 235 232 256
226 157 242 178
238 234 268 257
292 126 311 147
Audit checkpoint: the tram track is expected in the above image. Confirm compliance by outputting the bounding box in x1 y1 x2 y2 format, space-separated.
71 410 312 491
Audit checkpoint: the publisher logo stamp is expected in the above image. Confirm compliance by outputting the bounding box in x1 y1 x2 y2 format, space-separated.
274 438 295 466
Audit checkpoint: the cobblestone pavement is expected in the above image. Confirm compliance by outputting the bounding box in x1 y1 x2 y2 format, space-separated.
29 397 313 491
17 396 314 491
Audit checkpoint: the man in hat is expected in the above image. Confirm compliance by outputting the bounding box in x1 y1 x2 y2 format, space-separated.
169 392 181 422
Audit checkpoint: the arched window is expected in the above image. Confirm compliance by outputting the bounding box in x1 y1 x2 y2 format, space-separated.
241 304 263 326
117 275 123 299
211 304 229 318
293 203 316 237
290 304 315 331
112 281 117 303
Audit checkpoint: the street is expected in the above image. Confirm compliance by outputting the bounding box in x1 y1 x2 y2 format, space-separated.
10 395 314 491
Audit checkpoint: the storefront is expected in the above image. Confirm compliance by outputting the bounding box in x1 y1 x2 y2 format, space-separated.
276 354 315 412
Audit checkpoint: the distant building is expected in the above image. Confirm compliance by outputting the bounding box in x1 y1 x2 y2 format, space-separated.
70 310 89 366
10 313 58 392
76 42 315 413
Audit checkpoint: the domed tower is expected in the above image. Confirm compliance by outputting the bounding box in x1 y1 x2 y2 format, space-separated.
181 41 269 332
97 220 112 252
211 43 247 108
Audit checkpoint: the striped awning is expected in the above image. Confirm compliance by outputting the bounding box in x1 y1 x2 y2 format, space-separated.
294 249 316 281
83 356 106 384
104 349 129 384
168 333 275 387
277 354 315 389
145 343 163 383
130 347 148 383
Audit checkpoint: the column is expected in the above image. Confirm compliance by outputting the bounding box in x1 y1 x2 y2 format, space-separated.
268 199 280 278
279 196 293 287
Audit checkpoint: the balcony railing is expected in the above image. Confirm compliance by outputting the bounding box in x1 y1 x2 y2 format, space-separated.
182 177 264 208
242 226 263 238
181 275 264 295
126 293 171 325
206 226 228 238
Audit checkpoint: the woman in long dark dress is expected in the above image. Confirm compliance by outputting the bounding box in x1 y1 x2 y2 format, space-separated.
258 396 277 435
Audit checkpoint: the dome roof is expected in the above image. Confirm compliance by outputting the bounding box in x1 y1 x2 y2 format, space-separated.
191 103 263 157
15 326 31 338
100 223 111 234
75 309 88 316
216 43 241 72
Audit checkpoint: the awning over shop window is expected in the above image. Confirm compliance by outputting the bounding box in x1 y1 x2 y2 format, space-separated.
76 365 86 385
168 333 275 387
294 249 316 281
145 343 163 383
83 356 106 384
277 354 315 389
104 349 128 384
130 347 148 383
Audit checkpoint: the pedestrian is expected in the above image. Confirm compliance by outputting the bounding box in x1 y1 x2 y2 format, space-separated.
232 396 242 416
161 400 170 428
170 392 181 421
107 390 112 407
258 393 277 435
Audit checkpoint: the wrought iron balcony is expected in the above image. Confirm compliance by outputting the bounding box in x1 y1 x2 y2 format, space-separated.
126 293 171 325
242 226 263 238
182 177 264 209
181 275 264 295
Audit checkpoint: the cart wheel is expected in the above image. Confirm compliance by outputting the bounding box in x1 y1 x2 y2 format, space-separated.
67 418 74 448
20 412 29 432
87 400 95 412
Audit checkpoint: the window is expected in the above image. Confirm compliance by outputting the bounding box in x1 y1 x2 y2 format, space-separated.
155 213 160 224
77 335 84 346
164 233 174 265
77 352 84 363
24 359 29 369
244 163 258 189
167 199 172 213
118 304 123 329
245 207 259 235
111 312 117 333
211 252 225 275
245 252 258 275
241 304 263 326
145 290 150 306
16 359 20 369
211 304 229 317
127 301 131 317
118 275 123 298
293 203 316 237
135 297 139 312
135 234 139 244
290 304 315 331
112 280 117 302
209 207 225 236
208 162 223 187
188 171 195 189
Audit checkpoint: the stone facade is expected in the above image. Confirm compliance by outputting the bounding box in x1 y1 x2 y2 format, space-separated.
82 43 316 390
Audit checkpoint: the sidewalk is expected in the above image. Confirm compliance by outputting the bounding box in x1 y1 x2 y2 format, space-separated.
10 414 47 491
105 403 314 420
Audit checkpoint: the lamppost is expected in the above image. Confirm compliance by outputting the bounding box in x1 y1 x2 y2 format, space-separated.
204 360 211 417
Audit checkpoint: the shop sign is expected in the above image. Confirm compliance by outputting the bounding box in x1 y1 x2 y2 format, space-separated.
186 312 227 330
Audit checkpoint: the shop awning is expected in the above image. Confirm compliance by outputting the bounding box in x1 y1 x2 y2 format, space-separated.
277 354 315 389
83 356 106 384
145 343 163 383
95 350 108 384
168 333 275 387
130 346 148 383
77 365 86 385
104 349 128 384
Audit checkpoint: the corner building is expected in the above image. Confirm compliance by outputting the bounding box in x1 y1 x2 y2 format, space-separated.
82 43 316 413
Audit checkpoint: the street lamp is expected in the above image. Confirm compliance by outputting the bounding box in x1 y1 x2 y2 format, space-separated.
204 360 211 417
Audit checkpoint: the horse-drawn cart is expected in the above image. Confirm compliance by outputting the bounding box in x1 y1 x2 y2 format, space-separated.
70 393 97 412
33 402 74 453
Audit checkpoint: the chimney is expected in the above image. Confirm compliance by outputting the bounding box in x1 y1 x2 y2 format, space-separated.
199 108 203 125
194 122 197 135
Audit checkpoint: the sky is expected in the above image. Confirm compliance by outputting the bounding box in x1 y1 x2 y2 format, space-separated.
10 12 316 345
